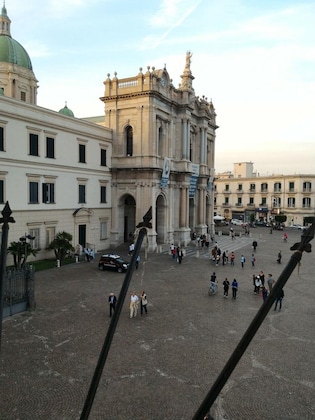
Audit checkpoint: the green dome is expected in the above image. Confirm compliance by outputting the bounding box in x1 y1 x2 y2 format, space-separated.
59 103 75 117
0 35 33 69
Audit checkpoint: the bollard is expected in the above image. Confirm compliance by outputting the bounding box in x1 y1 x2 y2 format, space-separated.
57 259 60 268
196 250 200 258
76 255 79 263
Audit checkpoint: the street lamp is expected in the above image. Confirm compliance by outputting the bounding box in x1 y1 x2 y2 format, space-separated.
19 233 35 267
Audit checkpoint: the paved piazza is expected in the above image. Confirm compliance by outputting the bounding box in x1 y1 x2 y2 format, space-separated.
1 228 315 419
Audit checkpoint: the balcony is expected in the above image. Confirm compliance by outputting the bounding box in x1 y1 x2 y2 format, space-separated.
248 189 256 194
303 188 312 193
235 203 244 207
222 203 231 207
246 203 255 208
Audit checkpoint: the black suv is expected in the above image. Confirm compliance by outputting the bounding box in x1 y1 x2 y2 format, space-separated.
98 254 130 273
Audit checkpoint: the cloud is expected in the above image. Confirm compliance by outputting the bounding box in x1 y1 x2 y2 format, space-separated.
142 0 201 49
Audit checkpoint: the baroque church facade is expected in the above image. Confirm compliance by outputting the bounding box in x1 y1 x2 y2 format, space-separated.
0 5 217 260
102 55 217 250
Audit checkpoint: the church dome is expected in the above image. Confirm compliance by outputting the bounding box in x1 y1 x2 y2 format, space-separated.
0 36 33 69
0 5 33 70
59 103 75 117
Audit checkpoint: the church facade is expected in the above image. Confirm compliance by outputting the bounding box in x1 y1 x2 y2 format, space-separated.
102 54 217 250
0 5 217 261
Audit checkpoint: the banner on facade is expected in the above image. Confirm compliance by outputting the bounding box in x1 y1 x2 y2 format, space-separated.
189 163 200 198
160 158 171 188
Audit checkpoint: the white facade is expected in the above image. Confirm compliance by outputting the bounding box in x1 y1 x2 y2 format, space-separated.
214 163 315 226
0 96 112 264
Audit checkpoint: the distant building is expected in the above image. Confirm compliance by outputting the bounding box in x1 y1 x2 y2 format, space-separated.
214 162 315 226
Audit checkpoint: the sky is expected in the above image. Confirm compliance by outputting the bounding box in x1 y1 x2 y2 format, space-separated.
6 0 315 175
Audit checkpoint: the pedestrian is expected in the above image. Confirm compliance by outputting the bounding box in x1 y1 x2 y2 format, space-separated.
223 278 230 298
210 272 217 294
140 290 148 315
251 253 256 267
129 242 135 256
215 253 220 266
130 291 139 318
261 286 268 303
231 279 238 299
267 274 275 292
135 255 140 269
89 248 94 263
252 240 258 252
240 254 246 268
254 275 262 295
277 250 282 263
222 250 226 265
230 251 235 265
108 292 117 317
170 243 176 259
274 289 284 311
252 274 256 293
177 246 183 264
84 248 90 262
259 271 265 287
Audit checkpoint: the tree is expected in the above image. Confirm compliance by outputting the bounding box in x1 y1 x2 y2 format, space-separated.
8 241 37 269
275 215 287 224
49 231 74 261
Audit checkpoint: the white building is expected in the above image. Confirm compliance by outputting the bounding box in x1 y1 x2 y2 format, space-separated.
0 5 112 263
214 162 315 226
1 5 217 261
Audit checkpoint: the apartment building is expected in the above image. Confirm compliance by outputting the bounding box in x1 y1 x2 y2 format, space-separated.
214 162 315 226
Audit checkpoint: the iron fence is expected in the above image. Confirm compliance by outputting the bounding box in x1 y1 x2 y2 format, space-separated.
2 265 35 318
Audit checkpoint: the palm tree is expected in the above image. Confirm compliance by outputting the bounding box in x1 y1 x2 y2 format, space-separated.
8 241 37 269
48 231 74 261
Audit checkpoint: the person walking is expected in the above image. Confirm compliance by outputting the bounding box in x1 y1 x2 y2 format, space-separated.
223 278 230 298
251 254 256 267
230 251 235 266
231 279 238 299
261 286 268 303
108 292 117 317
252 240 258 252
240 255 246 268
274 289 284 311
135 255 140 269
140 290 148 315
129 242 135 256
177 246 183 264
210 272 217 295
130 291 139 318
277 250 282 264
267 274 275 292
254 275 262 295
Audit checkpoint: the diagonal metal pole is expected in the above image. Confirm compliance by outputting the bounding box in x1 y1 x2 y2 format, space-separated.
193 223 315 420
80 207 152 419
0 202 16 350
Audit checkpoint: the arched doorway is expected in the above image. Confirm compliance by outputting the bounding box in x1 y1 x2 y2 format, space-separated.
156 194 167 244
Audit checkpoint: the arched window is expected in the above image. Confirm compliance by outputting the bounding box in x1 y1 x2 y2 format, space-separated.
126 125 133 156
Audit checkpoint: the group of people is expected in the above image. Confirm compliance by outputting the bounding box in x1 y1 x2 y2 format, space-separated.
170 244 184 264
211 245 235 266
210 267 284 310
83 247 95 262
209 272 238 299
108 290 148 318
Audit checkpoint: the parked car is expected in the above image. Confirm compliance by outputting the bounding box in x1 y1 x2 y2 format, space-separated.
98 254 130 273
289 224 307 230
231 219 244 226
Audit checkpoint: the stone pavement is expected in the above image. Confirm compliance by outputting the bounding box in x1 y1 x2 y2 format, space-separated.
1 228 315 420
